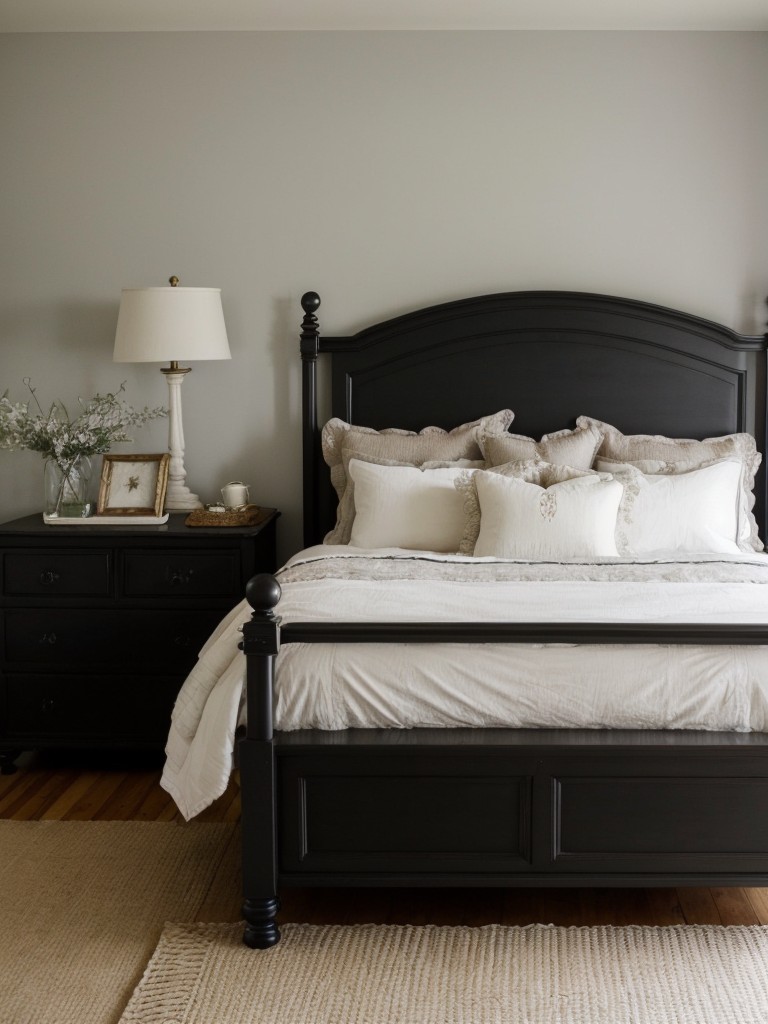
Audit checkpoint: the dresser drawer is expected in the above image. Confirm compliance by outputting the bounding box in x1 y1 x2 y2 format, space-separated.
3 608 224 668
2 551 111 597
123 550 240 598
5 673 182 741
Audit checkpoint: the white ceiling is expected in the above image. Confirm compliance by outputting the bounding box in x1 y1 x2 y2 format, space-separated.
1 0 767 32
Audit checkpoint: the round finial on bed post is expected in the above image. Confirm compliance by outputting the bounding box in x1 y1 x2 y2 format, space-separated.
246 574 282 619
300 292 321 362
301 291 320 315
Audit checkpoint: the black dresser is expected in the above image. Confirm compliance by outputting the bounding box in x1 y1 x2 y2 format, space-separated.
0 510 279 772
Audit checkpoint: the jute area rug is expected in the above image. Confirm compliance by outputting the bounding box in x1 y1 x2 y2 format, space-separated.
120 920 768 1024
0 820 239 1024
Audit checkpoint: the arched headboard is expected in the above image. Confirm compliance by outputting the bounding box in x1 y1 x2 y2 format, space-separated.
299 290 767 548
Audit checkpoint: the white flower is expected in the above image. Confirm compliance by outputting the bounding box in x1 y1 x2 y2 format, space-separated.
0 380 166 470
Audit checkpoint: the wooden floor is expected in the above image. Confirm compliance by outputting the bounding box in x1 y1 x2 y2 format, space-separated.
3 748 768 928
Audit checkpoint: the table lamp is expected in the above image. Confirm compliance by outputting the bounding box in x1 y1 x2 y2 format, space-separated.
113 276 231 510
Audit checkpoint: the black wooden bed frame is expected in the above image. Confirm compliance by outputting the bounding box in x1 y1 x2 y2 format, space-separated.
239 289 768 948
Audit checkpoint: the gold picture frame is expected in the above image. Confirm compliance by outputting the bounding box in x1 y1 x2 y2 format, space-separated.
97 453 170 516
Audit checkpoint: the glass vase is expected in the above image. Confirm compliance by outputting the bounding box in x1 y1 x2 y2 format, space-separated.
44 455 93 518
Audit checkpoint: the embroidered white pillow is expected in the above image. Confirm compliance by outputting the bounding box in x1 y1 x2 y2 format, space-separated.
606 459 742 555
472 472 623 559
454 458 599 556
348 459 468 551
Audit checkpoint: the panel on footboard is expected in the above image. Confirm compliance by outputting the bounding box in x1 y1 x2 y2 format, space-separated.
552 773 768 874
278 753 533 875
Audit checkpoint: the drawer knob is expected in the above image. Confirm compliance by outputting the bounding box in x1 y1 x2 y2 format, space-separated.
168 568 194 587
38 632 58 645
41 698 55 714
174 635 192 648
39 569 61 586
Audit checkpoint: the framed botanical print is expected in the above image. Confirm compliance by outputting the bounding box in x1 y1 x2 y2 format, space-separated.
97 453 170 516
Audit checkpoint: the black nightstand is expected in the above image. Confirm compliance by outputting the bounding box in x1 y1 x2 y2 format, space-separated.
0 509 279 773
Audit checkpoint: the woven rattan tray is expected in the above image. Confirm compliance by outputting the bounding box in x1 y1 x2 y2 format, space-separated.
184 504 269 528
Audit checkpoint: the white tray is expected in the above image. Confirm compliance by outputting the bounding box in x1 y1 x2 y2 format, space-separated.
43 513 170 526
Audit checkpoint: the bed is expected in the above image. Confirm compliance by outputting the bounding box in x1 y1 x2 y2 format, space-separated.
163 288 768 949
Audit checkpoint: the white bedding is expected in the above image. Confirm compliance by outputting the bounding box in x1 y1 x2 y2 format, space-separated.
161 546 768 820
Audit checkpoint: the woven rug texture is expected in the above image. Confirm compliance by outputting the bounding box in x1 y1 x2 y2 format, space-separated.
0 820 238 1024
120 920 768 1024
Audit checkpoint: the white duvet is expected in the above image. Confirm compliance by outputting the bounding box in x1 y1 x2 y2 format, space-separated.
161 546 768 819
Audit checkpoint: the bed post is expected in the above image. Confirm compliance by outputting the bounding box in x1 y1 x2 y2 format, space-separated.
301 291 321 548
239 573 282 948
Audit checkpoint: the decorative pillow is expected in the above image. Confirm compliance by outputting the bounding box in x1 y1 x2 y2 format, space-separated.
347 459 470 552
326 449 483 545
606 459 742 556
579 417 763 552
322 409 514 544
454 458 598 555
457 467 622 560
596 454 757 554
479 422 602 471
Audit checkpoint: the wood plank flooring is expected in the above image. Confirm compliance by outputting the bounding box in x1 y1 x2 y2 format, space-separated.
3 749 768 927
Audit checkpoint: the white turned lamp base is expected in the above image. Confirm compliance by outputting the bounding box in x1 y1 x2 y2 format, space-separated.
164 484 203 511
162 366 203 511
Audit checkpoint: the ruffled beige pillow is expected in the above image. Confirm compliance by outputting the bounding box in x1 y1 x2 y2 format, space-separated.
479 422 602 471
322 409 513 544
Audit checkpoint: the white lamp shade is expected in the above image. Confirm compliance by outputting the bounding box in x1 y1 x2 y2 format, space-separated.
113 287 231 363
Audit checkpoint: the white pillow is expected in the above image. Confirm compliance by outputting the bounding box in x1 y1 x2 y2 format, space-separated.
348 459 468 551
328 449 484 546
596 456 755 554
579 416 762 552
322 409 514 544
605 459 742 556
472 472 623 559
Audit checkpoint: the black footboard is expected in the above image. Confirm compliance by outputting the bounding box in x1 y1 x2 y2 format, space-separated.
238 573 768 948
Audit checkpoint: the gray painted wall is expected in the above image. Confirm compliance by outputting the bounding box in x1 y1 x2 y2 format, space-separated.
1 31 766 558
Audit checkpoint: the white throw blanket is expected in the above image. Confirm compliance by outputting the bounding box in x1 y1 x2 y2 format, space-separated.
161 546 768 819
